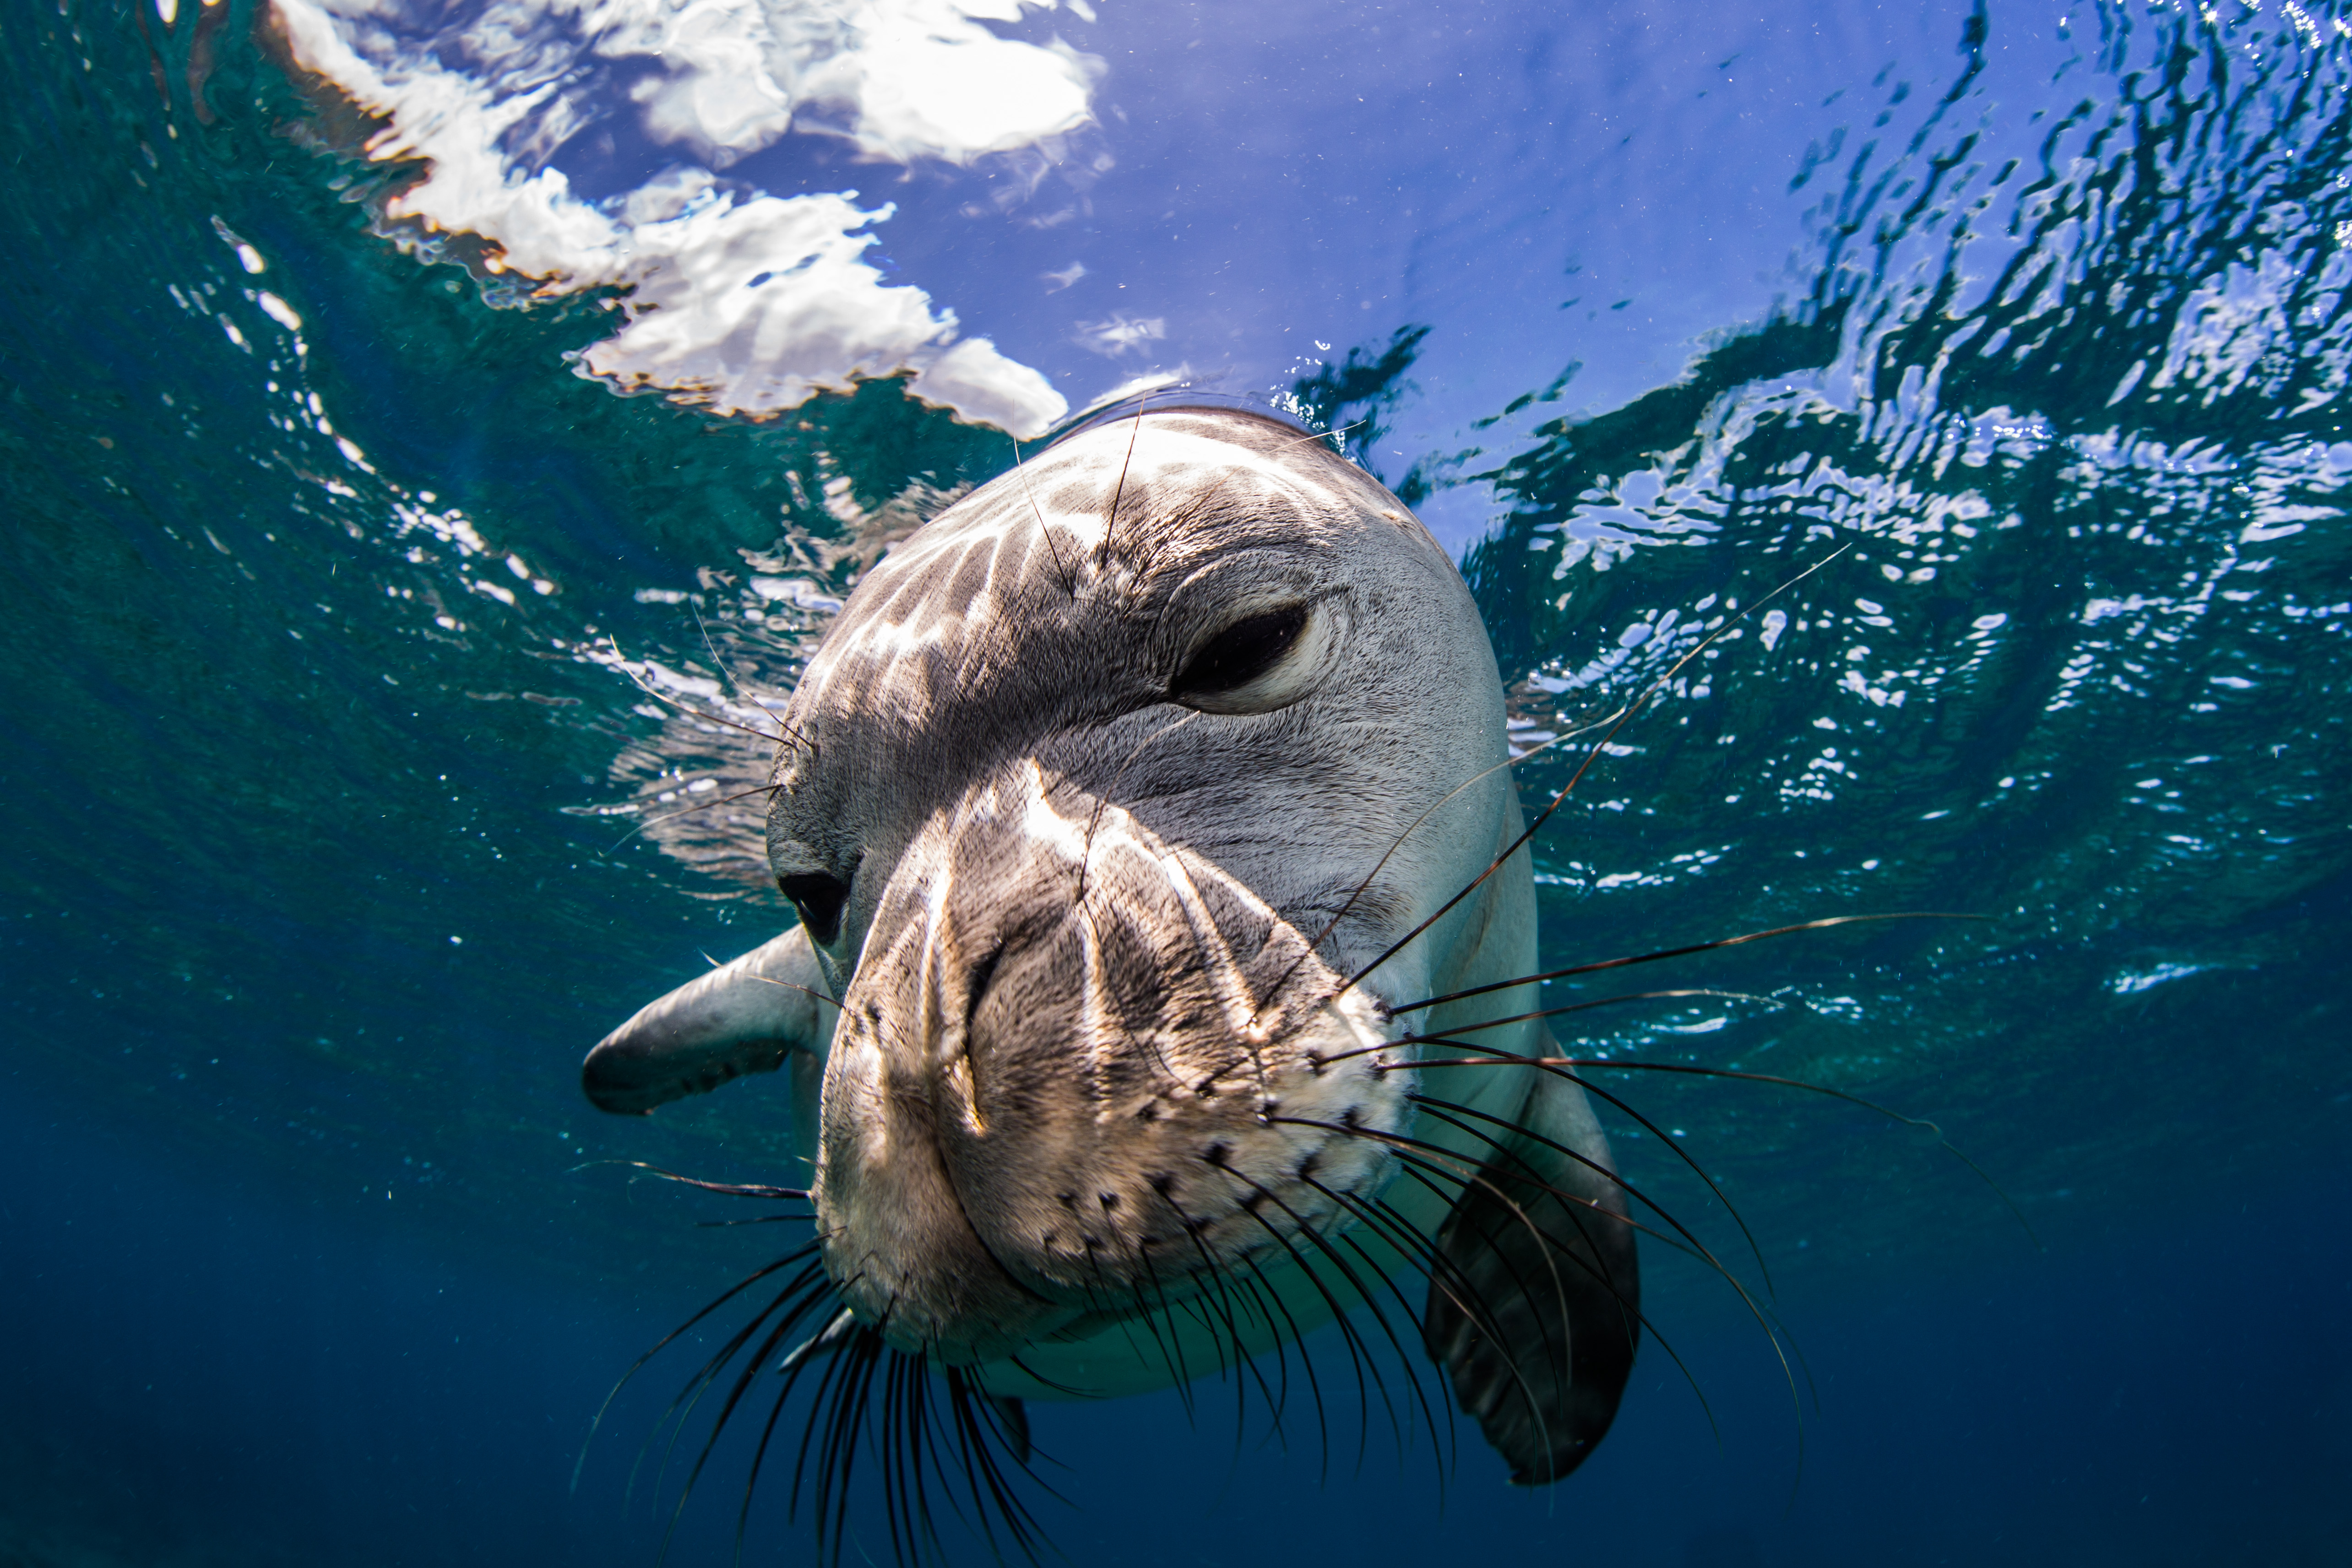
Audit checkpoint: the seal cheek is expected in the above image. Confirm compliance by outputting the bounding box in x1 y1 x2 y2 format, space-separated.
937 773 1407 1306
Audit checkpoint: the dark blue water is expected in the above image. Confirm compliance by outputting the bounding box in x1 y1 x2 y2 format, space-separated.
4 0 2348 1562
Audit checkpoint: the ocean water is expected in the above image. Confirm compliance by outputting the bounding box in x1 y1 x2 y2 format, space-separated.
4 0 2349 1563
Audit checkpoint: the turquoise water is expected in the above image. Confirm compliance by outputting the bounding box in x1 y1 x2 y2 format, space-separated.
3 0 2348 1563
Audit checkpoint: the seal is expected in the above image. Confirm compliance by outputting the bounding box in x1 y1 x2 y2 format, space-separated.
584 406 1639 1490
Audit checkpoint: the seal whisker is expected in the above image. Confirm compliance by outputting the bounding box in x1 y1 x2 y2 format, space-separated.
1000 1351 1096 1400
636 1265 823 1510
661 1280 829 1565
736 1308 853 1566
1374 1145 1722 1452
1291 1178 1456 1478
1377 1042 1776 1296
1336 1122 1765 1450
1390 912 1988 1016
1310 1124 1637 1346
1233 1248 1336 1476
649 1267 833 1560
1337 548 1852 1002
874 1353 908 1565
1242 1260 1318 1446
1096 395 1147 570
1144 1184 1257 1389
1313 987 1781 1074
1070 1243 1155 1378
1146 1181 1314 1455
573 1245 818 1496
589 1159 811 1202
773 1311 857 1533
737 1370 799 1566
1341 1161 1575 1464
1273 417 1368 454
1251 716 1609 1025
786 1313 862 1550
1297 1105 1760 1338
1463 1057 2040 1247
601 634 798 751
1227 1270 1297 1449
1126 1250 1199 1420
1300 1178 1500 1484
942 1369 1045 1563
1337 1180 1535 1417
1101 1222 1232 1438
1409 1080 1744 1272
1008 437 1078 598
1076 1239 1194 1415
1309 1118 1722 1277
881 1349 936 1565
1213 1167 1406 1478
603 781 784 855
1205 1255 1289 1432
1396 988 1785 1046
1328 1176 1552 1487
807 1319 888 1567
1403 1091 1762 1290
689 600 817 756
1402 1097 1642 1316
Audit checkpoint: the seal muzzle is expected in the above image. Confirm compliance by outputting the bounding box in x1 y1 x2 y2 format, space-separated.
813 760 1403 1363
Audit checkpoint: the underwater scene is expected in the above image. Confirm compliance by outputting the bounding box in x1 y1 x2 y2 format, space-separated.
4 0 2349 1562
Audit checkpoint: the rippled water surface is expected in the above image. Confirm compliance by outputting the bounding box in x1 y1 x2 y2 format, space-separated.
4 0 2348 1563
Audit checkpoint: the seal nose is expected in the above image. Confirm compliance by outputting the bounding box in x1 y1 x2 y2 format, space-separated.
812 761 1402 1362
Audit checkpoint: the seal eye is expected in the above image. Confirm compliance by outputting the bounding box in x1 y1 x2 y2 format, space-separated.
777 871 850 945
1171 604 1309 702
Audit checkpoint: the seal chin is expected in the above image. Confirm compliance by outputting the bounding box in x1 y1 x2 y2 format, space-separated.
810 761 1410 1364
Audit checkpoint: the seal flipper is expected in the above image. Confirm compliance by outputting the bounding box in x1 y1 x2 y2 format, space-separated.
1422 1055 1640 1484
582 927 835 1115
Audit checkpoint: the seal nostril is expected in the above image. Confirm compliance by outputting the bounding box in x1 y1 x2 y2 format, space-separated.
777 870 850 944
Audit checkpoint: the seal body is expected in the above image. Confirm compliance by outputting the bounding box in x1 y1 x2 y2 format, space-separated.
587 407 1639 1482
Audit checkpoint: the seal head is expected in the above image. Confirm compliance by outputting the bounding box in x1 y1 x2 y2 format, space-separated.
586 407 1639 1482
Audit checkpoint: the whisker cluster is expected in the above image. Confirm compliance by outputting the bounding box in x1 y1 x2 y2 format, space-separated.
580 1188 1054 1567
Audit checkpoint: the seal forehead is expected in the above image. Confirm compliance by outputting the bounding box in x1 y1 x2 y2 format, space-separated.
797 413 1380 725
852 419 1354 620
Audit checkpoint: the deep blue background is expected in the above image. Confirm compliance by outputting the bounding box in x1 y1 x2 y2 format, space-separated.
7 1063 2347 1566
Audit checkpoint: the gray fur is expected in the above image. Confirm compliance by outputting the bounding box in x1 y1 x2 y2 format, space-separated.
582 407 1640 1476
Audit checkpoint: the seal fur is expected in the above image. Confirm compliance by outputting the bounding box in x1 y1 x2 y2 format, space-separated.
585 406 1639 1487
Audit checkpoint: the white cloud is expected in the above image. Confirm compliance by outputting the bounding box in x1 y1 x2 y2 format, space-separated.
1077 313 1166 355
269 0 1097 437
